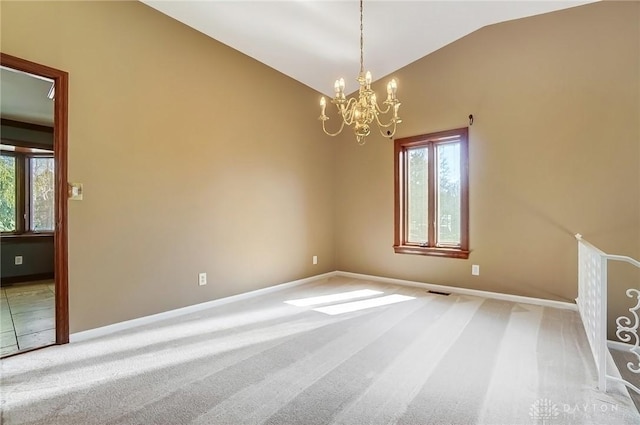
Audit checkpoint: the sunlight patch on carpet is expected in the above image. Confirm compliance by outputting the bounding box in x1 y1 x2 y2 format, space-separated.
285 289 383 307
0 317 333 409
1 305 300 378
314 295 416 315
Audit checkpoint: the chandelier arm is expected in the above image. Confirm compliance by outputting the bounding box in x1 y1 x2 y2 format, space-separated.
322 117 347 137
345 97 359 112
377 121 397 138
374 113 398 128
333 98 352 113
375 103 392 114
341 98 359 125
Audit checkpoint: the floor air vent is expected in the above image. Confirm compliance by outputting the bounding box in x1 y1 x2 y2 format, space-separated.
427 290 451 296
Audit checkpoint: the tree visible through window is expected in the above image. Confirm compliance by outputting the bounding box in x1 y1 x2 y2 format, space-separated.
394 128 469 258
0 148 54 234
30 157 55 232
0 155 17 232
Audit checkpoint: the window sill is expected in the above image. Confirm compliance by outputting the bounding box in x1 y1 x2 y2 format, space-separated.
393 245 470 259
1 233 54 243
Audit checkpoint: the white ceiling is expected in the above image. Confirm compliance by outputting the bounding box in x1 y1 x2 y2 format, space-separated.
141 0 596 96
0 67 54 126
0 1 598 125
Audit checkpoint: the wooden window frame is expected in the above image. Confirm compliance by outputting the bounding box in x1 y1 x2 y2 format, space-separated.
394 127 469 259
1 147 55 236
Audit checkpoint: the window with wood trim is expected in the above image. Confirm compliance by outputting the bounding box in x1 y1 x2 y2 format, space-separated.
1 145 55 234
394 127 469 258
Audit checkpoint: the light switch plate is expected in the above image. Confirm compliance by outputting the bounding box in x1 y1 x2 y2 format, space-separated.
68 183 83 200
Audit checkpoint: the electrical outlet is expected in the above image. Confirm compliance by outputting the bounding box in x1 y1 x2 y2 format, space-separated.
472 265 480 276
312 255 318 265
15 256 23 265
198 272 207 286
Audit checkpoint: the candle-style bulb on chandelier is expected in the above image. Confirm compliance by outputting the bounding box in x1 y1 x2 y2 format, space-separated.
319 0 401 145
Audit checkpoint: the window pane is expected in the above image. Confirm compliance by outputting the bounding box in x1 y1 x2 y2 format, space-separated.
0 155 17 232
407 147 428 243
30 157 55 232
437 142 461 245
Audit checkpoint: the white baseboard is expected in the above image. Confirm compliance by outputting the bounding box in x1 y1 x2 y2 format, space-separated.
335 271 578 311
71 269 578 343
608 340 636 352
70 271 337 343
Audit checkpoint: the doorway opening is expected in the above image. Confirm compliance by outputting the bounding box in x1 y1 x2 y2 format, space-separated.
0 53 69 357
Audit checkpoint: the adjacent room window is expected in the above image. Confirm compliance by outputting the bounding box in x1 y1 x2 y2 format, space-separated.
29 157 55 232
0 146 55 234
394 127 469 258
0 154 17 232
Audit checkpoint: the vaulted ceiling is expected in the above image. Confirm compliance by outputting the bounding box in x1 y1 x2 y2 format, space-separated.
141 1 596 96
0 1 597 125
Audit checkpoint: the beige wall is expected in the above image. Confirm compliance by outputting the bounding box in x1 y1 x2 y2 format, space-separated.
1 1 335 333
335 1 639 336
2 1 638 338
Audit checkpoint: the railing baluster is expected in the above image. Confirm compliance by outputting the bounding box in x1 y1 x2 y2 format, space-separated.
575 234 640 395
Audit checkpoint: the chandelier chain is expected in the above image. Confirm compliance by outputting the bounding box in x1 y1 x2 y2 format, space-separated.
360 0 364 74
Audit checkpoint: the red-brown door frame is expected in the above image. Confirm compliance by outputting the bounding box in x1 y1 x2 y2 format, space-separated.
1 53 69 345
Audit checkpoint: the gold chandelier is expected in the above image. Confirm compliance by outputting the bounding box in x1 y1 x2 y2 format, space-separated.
319 0 401 145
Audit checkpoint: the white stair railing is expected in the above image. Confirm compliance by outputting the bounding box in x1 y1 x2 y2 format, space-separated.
575 234 640 394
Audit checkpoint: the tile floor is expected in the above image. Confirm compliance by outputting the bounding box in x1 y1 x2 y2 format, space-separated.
0 280 55 357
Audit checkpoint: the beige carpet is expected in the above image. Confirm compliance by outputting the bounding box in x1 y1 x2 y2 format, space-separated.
1 276 638 424
611 347 640 411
